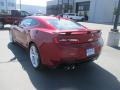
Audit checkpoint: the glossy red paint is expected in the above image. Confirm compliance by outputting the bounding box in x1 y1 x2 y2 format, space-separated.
11 16 103 67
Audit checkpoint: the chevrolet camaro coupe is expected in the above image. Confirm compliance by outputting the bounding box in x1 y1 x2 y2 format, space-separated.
9 16 103 69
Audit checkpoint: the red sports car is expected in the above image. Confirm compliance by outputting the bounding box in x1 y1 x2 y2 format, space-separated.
9 16 103 69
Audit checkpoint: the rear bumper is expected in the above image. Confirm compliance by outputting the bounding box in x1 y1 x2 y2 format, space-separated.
59 54 99 67
39 41 102 67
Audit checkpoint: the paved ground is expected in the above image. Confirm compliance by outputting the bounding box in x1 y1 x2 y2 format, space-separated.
0 23 120 90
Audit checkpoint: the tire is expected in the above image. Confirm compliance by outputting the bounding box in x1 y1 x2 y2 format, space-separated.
9 30 14 43
0 22 4 29
29 43 43 70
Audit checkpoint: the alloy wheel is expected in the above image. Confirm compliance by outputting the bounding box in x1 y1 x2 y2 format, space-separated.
30 44 40 68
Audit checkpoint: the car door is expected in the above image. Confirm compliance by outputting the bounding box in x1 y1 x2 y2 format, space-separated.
21 18 41 47
14 18 32 46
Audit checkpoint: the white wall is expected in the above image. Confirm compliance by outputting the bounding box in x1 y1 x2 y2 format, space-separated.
0 0 16 11
7 0 16 10
89 0 116 23
0 0 5 10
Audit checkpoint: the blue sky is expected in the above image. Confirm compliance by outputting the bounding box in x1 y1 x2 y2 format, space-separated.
17 0 51 6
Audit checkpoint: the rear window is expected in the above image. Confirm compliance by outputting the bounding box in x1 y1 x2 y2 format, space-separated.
47 19 83 30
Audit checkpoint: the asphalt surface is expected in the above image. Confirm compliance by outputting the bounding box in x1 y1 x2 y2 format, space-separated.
0 23 120 90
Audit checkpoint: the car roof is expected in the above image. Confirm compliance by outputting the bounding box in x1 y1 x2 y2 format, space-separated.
25 16 66 30
26 16 58 21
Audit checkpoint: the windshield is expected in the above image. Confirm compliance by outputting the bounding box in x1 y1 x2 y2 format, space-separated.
47 19 83 30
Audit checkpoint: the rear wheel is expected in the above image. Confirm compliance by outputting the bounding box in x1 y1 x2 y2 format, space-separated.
29 44 43 70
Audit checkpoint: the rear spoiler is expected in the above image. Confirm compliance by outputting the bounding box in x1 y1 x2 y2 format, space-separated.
54 30 101 35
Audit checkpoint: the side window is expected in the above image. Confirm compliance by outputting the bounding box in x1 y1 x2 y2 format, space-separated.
19 18 32 27
31 19 46 28
31 19 39 26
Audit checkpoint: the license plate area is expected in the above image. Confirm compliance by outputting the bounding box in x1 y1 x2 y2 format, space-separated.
86 48 95 56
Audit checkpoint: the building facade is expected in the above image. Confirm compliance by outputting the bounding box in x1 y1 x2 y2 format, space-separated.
47 0 58 15
47 0 74 15
82 0 119 23
0 0 16 12
47 0 119 23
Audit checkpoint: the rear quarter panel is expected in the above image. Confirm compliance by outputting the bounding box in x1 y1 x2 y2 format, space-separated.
29 28 54 49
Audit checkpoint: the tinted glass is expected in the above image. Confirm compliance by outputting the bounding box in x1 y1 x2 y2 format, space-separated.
30 19 46 28
47 19 83 30
31 19 39 26
19 19 32 27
